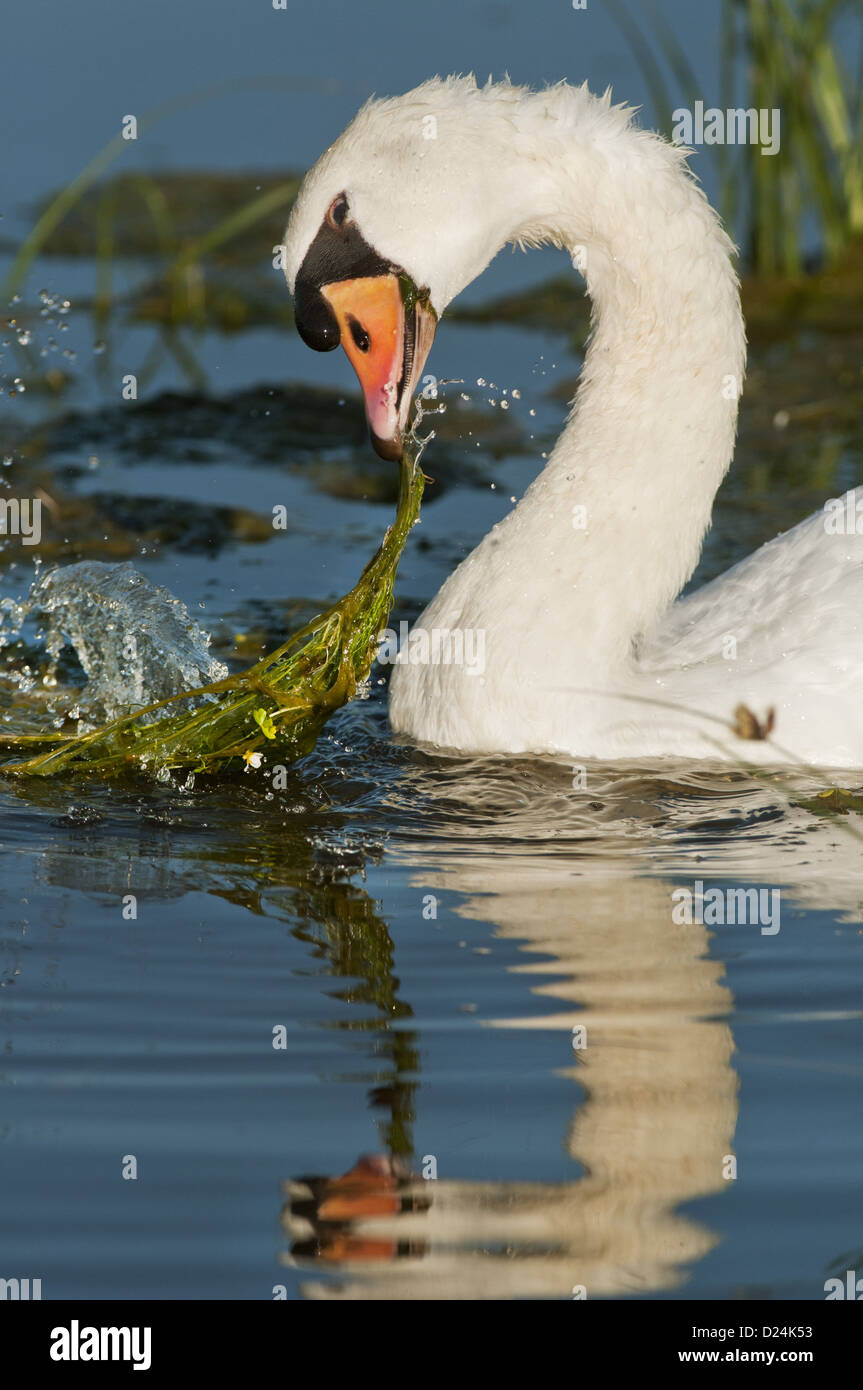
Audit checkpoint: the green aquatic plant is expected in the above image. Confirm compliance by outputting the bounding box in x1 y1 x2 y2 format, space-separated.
0 434 426 779
610 0 863 275
0 75 337 306
794 786 863 816
0 78 319 394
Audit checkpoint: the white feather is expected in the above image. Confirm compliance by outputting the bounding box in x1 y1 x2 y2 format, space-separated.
285 78 863 769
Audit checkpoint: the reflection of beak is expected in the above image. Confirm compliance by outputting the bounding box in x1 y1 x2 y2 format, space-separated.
321 274 436 461
280 1153 431 1266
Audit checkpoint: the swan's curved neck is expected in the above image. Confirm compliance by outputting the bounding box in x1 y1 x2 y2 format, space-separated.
445 91 747 673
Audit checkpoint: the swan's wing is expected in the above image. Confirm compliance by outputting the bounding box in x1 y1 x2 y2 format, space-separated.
636 489 863 765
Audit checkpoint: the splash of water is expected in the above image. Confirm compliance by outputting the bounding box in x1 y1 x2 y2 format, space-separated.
3 561 227 722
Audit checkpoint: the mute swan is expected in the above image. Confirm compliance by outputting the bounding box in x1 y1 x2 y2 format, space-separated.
283 77 863 768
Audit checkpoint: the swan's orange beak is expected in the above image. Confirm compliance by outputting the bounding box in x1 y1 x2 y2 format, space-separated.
321 273 436 461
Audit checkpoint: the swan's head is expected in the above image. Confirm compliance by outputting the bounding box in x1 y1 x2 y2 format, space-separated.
284 185 437 461
282 78 526 459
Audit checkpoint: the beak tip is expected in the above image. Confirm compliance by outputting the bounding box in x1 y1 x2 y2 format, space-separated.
370 430 404 463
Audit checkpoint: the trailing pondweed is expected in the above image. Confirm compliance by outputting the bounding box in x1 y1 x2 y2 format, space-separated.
0 434 426 779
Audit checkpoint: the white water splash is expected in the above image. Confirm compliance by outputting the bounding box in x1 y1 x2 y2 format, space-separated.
3 561 227 721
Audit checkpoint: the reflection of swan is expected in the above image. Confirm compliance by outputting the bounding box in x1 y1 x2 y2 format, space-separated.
284 77 863 767
283 866 737 1300
280 752 863 1300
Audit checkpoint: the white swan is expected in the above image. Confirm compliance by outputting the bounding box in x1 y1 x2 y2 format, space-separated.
283 77 863 768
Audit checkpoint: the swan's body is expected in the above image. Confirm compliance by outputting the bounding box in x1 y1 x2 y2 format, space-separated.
284 78 863 769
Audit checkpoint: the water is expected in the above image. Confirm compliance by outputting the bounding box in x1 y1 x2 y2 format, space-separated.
3 560 227 722
2 328 862 1301
2 1 863 1302
2 352 862 1300
2 719 862 1300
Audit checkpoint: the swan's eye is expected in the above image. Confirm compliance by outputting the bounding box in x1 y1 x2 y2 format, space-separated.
327 195 349 230
348 315 370 353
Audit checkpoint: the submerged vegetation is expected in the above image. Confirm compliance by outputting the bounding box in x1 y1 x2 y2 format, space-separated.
0 435 426 779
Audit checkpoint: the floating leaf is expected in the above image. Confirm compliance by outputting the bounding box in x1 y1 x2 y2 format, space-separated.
252 707 278 740
796 787 863 817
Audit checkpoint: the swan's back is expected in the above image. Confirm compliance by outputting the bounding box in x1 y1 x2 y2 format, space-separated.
637 491 863 766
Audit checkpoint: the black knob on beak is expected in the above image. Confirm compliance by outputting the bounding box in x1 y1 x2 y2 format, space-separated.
293 279 341 352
